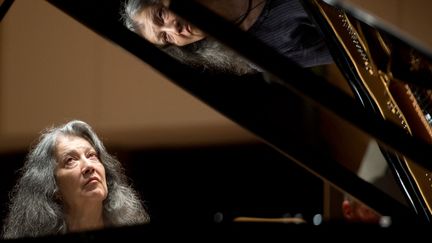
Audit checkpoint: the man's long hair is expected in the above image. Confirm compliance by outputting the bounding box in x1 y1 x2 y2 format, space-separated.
2 120 149 239
163 38 259 75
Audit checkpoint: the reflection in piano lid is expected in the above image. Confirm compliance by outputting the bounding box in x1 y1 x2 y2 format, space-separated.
43 0 432 225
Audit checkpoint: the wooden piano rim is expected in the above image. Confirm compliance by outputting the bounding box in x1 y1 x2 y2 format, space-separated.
233 216 306 224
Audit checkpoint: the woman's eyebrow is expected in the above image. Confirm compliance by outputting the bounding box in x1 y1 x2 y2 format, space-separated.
58 150 75 161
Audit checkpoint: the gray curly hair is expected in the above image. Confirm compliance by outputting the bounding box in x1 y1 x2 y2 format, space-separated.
120 0 259 75
2 120 149 239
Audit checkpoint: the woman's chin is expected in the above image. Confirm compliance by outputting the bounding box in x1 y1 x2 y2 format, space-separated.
82 189 107 201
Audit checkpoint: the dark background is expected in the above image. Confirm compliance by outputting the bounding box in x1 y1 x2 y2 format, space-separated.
0 143 324 227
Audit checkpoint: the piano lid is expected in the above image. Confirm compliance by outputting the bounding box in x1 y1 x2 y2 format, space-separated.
0 0 14 21
43 0 432 224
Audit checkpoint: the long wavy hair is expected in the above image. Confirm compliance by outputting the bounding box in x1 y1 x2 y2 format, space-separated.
2 120 150 239
120 0 259 75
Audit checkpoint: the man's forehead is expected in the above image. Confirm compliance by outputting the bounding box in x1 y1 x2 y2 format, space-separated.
134 7 160 45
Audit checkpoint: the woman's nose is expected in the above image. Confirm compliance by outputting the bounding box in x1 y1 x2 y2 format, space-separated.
82 159 95 176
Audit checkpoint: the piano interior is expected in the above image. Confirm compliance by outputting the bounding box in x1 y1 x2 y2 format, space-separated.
1 0 432 239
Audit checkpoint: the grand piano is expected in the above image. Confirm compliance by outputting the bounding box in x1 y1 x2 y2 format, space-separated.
1 0 432 240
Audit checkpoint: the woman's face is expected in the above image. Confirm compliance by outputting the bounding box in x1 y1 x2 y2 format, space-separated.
132 2 206 46
54 135 108 209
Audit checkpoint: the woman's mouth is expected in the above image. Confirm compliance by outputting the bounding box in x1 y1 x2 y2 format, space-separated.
85 177 99 186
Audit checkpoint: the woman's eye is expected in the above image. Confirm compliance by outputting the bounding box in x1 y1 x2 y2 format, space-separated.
88 153 98 159
64 157 74 166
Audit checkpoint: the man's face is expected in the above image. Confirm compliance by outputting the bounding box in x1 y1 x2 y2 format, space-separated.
133 2 206 46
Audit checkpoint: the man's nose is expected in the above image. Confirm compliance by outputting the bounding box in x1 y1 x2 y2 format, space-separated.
161 19 181 34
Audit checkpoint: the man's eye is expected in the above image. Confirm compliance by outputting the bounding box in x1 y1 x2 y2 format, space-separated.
161 32 169 43
158 8 165 23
